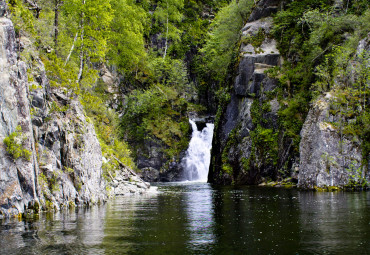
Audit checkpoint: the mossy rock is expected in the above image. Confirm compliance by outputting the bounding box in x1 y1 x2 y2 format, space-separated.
314 186 341 192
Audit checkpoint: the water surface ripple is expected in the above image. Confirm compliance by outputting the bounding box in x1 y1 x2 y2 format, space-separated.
1 183 369 254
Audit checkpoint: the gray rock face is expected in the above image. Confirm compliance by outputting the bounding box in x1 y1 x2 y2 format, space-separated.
0 15 148 218
139 167 160 182
108 166 150 196
209 2 286 185
298 95 368 189
136 138 166 171
0 17 39 218
33 89 107 207
135 123 191 182
137 139 187 182
247 0 281 22
298 36 370 189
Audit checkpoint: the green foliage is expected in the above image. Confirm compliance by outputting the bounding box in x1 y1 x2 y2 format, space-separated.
7 0 229 178
149 57 189 89
39 170 61 193
278 94 308 147
345 160 368 189
272 0 332 57
250 125 278 166
121 83 190 159
120 56 192 160
200 0 254 81
241 157 250 172
108 0 148 73
221 127 237 173
8 0 36 36
270 1 370 170
241 28 266 53
153 0 184 43
43 54 80 92
49 101 69 113
62 0 113 62
3 125 32 161
248 95 280 174
81 82 136 178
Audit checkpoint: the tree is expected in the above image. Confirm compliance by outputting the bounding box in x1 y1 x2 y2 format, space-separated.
62 0 113 82
108 0 148 74
153 0 184 58
54 0 63 53
200 0 254 81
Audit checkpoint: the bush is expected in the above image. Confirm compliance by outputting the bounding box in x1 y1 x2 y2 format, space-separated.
200 0 254 82
3 126 32 161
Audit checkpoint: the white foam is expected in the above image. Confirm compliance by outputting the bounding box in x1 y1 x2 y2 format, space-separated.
183 120 214 182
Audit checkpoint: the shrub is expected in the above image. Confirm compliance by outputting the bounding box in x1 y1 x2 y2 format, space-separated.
3 125 32 161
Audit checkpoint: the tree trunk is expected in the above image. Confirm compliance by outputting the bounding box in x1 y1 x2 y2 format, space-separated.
54 0 60 54
25 0 41 18
64 32 78 66
77 0 85 83
77 48 84 82
163 1 169 59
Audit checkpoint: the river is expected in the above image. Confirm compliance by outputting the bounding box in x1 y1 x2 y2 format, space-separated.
0 182 369 254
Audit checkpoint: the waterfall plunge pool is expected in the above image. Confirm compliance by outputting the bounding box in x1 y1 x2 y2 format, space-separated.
1 120 369 254
1 183 369 254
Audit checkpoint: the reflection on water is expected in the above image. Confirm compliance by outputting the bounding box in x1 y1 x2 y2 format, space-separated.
298 192 370 254
1 183 369 254
184 183 215 250
0 206 106 254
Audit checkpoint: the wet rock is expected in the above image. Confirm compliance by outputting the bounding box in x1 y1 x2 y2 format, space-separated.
139 167 159 182
137 139 166 171
193 118 207 131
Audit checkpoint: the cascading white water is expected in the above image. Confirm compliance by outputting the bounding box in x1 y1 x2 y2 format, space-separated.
183 119 214 182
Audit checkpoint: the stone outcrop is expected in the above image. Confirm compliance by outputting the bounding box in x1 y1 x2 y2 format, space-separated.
0 16 39 218
137 142 187 182
209 0 369 189
31 82 107 208
209 1 286 185
0 13 149 218
108 166 150 196
136 127 191 182
298 94 366 189
298 34 370 189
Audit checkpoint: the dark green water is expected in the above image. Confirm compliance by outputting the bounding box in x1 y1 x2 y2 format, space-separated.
1 182 369 254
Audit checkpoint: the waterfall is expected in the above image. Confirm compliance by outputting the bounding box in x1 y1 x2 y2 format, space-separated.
183 119 214 182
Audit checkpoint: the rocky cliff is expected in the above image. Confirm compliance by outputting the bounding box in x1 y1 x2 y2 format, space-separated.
209 0 288 185
0 11 148 219
209 0 369 189
0 15 39 218
298 35 370 189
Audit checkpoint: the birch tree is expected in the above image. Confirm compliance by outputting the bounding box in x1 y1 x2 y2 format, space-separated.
153 0 184 59
62 0 113 82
